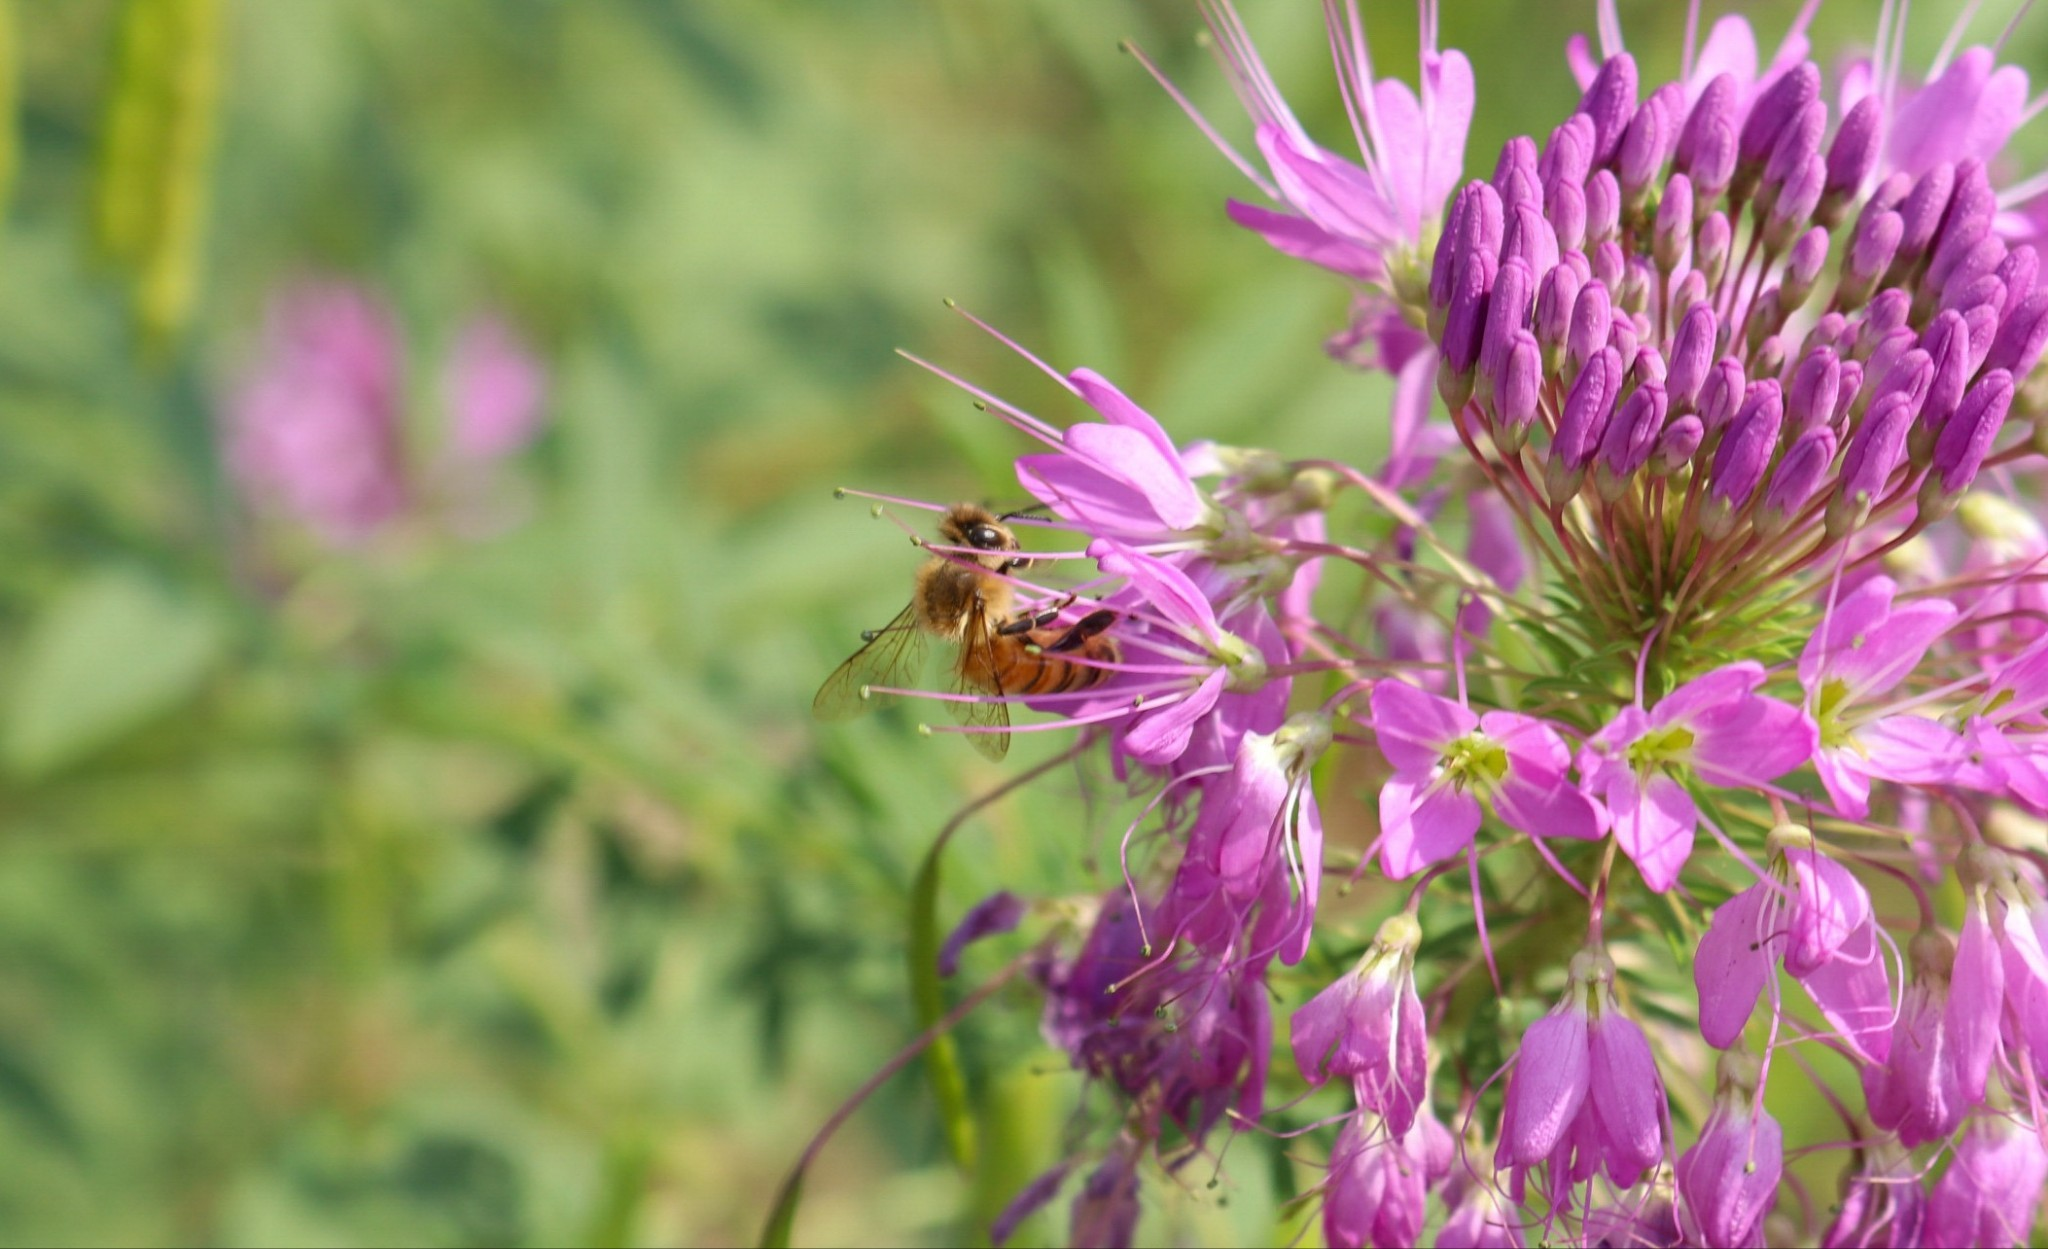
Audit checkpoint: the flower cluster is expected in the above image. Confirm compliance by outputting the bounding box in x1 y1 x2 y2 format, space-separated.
222 280 548 547
834 3 2048 1246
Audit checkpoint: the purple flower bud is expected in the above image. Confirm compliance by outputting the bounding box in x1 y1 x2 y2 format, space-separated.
1697 357 1745 436
1869 169 1912 212
1987 290 2048 378
1492 134 1538 193
1934 160 1996 257
1764 153 1825 249
1669 269 1709 327
1997 245 2038 314
1677 1091 1783 1249
1534 262 1582 361
1838 208 1902 311
1596 382 1668 499
1631 345 1667 388
1548 345 1622 501
1618 93 1670 197
1585 169 1621 244
1568 279 1613 375
1752 333 1787 381
1618 256 1653 317
1758 99 1826 215
1438 251 1493 408
1578 54 1639 166
1559 247 1591 284
1930 368 2015 496
1746 289 1788 355
1801 311 1848 358
1591 238 1624 287
1820 95 1883 224
1960 300 2001 373
1678 74 1738 192
1706 381 1783 531
1654 173 1692 271
1695 211 1732 287
1831 390 1913 534
1541 113 1596 186
1833 359 1864 432
1874 345 1934 417
1654 413 1703 472
1781 226 1829 311
1788 348 1840 435
1609 315 1639 367
1499 165 1542 224
1503 201 1558 275
1857 291 1911 357
1497 330 1542 451
938 891 1027 977
1941 249 2008 314
1759 426 1837 533
1668 304 1717 406
1428 185 1474 328
1735 62 1820 195
1546 177 1588 252
1892 163 1956 271
1479 257 1534 397
1920 310 1972 433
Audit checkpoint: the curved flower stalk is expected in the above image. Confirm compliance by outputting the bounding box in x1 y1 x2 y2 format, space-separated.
807 5 2048 1247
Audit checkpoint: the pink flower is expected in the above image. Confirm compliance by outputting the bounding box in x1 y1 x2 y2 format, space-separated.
1371 678 1601 879
1069 1135 1142 1249
1925 1115 2048 1248
444 314 547 462
1089 544 1285 768
1496 950 1667 1195
1694 826 1895 1062
1193 1 1473 291
1323 1098 1450 1249
1862 926 2001 1146
1801 575 1963 818
224 281 408 544
1164 715 1329 966
1822 1145 1927 1249
1580 662 1815 892
1289 913 1426 1131
1677 1052 1783 1249
1017 369 1221 545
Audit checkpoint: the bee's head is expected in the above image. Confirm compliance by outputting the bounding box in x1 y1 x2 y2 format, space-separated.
941 504 1024 571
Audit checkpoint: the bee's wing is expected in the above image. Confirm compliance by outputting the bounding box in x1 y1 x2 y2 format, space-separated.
950 598 1011 761
814 602 927 721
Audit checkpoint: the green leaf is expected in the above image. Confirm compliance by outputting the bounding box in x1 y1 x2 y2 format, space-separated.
909 830 978 1171
2 567 226 777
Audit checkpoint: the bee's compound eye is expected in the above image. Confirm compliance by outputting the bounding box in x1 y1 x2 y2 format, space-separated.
969 525 1003 549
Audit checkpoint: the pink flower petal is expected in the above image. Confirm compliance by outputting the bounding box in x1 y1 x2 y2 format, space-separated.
1371 679 1477 772
1378 777 1482 879
1611 770 1697 892
1695 884 1770 1048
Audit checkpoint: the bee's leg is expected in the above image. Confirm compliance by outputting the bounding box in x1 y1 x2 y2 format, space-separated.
999 593 1077 635
1042 609 1117 653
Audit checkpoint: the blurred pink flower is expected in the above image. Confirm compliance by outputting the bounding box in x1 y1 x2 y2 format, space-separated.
224 281 408 545
444 314 548 463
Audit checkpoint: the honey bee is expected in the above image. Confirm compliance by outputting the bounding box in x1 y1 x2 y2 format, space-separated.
814 502 1120 760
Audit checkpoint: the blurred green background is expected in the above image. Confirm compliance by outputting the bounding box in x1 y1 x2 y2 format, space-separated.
0 2 2039 1246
